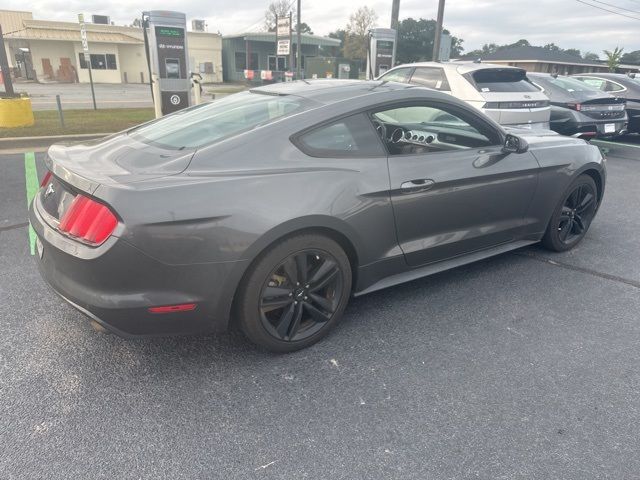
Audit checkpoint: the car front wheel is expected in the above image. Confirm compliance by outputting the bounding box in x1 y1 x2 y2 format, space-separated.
236 234 352 352
542 174 598 252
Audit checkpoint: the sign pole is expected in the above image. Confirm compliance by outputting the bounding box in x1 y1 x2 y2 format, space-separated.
78 14 97 109
275 14 279 75
288 12 293 77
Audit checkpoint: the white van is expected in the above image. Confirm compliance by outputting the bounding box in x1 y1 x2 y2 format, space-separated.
378 61 551 129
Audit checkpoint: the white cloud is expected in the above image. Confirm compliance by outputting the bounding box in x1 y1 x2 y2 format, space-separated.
4 0 640 53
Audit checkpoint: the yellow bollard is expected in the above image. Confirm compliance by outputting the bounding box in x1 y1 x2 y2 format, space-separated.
0 96 35 128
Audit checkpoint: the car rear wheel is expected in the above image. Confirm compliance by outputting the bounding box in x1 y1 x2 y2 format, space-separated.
236 234 352 352
542 174 598 252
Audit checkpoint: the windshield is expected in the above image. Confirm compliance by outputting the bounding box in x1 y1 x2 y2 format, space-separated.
544 76 601 93
469 68 540 93
129 91 308 149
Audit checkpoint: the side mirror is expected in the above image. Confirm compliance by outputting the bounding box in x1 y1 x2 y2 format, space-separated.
502 133 529 154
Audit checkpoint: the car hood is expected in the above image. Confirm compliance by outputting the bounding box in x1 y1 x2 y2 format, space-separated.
46 133 196 194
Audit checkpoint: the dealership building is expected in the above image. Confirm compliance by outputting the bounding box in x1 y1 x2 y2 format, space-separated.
1 9 223 84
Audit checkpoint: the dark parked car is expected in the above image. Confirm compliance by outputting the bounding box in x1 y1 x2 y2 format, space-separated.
528 73 627 138
572 73 640 134
30 80 606 352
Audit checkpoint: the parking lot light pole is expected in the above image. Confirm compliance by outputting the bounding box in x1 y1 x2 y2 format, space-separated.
432 0 445 62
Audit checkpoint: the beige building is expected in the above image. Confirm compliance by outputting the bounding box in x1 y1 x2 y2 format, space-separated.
1 10 223 84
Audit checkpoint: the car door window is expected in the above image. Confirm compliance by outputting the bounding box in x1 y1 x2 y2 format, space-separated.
604 81 625 92
410 67 451 91
371 104 497 156
379 67 412 83
578 77 606 91
295 114 385 157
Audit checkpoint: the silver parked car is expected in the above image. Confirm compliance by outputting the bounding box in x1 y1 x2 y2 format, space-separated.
378 61 551 130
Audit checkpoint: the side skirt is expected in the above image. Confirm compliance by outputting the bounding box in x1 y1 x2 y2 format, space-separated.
354 240 538 297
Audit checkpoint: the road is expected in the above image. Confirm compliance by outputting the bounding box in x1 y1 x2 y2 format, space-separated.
1 141 640 479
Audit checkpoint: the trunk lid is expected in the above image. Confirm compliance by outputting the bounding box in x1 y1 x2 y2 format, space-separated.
45 133 196 195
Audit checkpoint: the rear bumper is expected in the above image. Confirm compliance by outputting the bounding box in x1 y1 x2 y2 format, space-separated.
30 196 248 337
551 117 627 139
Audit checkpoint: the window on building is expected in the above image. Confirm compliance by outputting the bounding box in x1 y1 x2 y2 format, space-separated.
268 56 287 71
235 52 258 71
78 53 117 70
106 54 117 70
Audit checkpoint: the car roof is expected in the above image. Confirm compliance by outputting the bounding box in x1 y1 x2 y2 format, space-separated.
250 79 422 104
387 61 524 75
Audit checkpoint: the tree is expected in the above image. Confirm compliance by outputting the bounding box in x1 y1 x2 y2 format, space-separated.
343 7 378 62
265 0 296 32
295 22 313 34
583 51 600 61
564 48 582 58
328 29 347 57
395 18 464 63
130 18 142 28
621 50 640 65
603 46 624 72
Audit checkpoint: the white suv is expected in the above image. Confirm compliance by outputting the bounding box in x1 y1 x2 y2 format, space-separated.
378 61 551 130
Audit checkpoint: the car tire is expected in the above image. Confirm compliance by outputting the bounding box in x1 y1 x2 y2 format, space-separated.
236 233 352 353
541 174 598 252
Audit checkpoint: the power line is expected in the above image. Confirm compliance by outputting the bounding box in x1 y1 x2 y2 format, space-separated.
585 0 640 14
575 0 640 20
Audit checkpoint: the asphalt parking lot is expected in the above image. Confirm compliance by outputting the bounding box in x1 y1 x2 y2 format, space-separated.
1 139 640 479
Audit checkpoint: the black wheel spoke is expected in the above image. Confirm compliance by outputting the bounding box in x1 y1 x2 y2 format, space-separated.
303 300 332 324
282 257 298 285
308 292 335 314
261 291 293 313
570 185 582 208
275 302 296 338
559 219 572 241
559 206 572 222
577 193 594 213
286 303 304 339
573 215 586 233
308 260 339 292
295 253 309 284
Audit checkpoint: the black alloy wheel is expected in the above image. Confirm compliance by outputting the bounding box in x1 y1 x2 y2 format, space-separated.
237 234 352 352
542 174 598 252
260 250 343 342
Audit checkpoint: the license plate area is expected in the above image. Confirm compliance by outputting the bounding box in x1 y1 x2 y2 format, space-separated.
604 123 615 133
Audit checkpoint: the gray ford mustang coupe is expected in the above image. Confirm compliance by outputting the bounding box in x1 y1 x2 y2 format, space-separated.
30 80 606 352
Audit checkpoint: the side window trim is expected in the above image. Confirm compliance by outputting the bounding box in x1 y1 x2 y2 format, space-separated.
365 100 504 157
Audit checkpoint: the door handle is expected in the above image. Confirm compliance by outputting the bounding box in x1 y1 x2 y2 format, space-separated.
400 178 435 192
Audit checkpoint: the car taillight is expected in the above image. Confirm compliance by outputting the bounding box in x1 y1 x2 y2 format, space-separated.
40 171 52 187
58 194 118 245
567 103 582 111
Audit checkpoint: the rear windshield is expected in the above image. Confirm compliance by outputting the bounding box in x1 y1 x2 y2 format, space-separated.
469 69 539 93
129 91 308 149
543 76 600 92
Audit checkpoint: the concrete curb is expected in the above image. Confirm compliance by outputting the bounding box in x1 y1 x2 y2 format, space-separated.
0 133 109 152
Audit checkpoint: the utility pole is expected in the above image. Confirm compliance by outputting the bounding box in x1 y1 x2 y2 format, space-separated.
432 0 445 62
0 25 16 97
296 0 301 79
390 0 400 30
